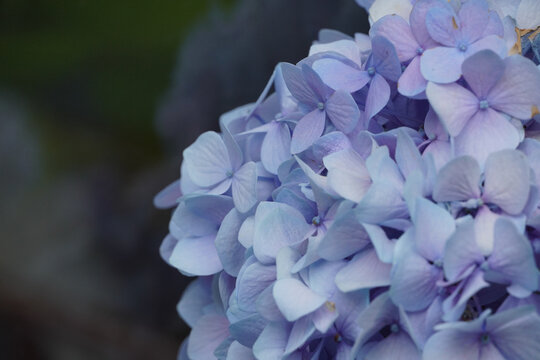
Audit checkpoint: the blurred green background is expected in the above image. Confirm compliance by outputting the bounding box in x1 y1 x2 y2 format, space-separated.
1 0 235 176
0 1 366 359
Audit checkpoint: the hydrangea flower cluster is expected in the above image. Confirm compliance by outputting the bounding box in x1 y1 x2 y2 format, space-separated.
155 0 540 359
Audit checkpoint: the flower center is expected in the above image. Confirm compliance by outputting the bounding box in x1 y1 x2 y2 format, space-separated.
226 170 234 178
480 260 490 271
390 323 400 333
416 47 424 55
480 333 490 345
433 259 443 268
317 102 325 110
479 100 489 110
458 43 468 52
367 66 376 76
312 216 321 226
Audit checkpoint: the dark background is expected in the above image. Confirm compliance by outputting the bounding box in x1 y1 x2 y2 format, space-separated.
0 1 367 359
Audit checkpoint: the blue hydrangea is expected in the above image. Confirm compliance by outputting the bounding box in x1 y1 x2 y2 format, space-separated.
155 0 540 358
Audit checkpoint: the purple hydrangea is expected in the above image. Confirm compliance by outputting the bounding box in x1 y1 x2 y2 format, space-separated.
155 0 540 359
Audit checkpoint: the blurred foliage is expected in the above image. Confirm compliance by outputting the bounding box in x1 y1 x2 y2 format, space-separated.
0 0 236 177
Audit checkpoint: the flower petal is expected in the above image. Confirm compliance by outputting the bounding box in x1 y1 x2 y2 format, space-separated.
487 219 539 297
215 209 247 277
318 209 371 261
462 49 505 99
280 63 318 107
483 150 530 215
153 179 181 209
432 156 482 202
325 89 360 133
370 14 418 62
312 58 370 92
398 56 427 97
421 46 465 83
443 218 484 282
183 131 232 187
253 202 311 264
426 82 478 137
413 198 455 261
232 161 258 213
273 278 326 321
324 148 372 202
488 55 540 120
261 122 291 174
335 247 392 292
370 36 402 81
365 73 390 119
226 341 255 360
188 314 230 360
290 109 326 154
454 108 520 166
252 322 290 360
170 235 223 276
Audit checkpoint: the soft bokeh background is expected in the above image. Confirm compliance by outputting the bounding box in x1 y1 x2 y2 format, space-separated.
0 1 367 359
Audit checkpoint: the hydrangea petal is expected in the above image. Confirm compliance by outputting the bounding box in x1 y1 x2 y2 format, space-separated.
301 63 333 102
324 148 371 202
364 331 421 359
290 109 326 154
365 73 390 119
232 161 258 213
370 14 418 62
253 202 311 264
335 247 392 292
398 56 427 97
177 277 213 328
426 82 478 137
356 182 409 224
454 108 520 165
443 218 484 282
318 209 370 261
423 327 481 360
261 122 291 174
215 209 246 277
236 262 276 311
462 49 505 99
487 219 538 297
421 46 464 83
425 5 459 47
432 156 481 202
325 89 359 133
183 131 232 187
153 179 181 209
312 58 370 92
273 278 326 321
458 0 490 43
390 245 442 311
188 314 230 360
170 235 223 276
409 0 440 48
483 150 530 215
229 314 267 348
280 63 318 107
488 55 540 120
252 322 290 360
370 36 402 81
226 341 255 360
488 306 540 360
516 0 540 29
160 234 178 265
413 198 455 261
284 316 316 355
